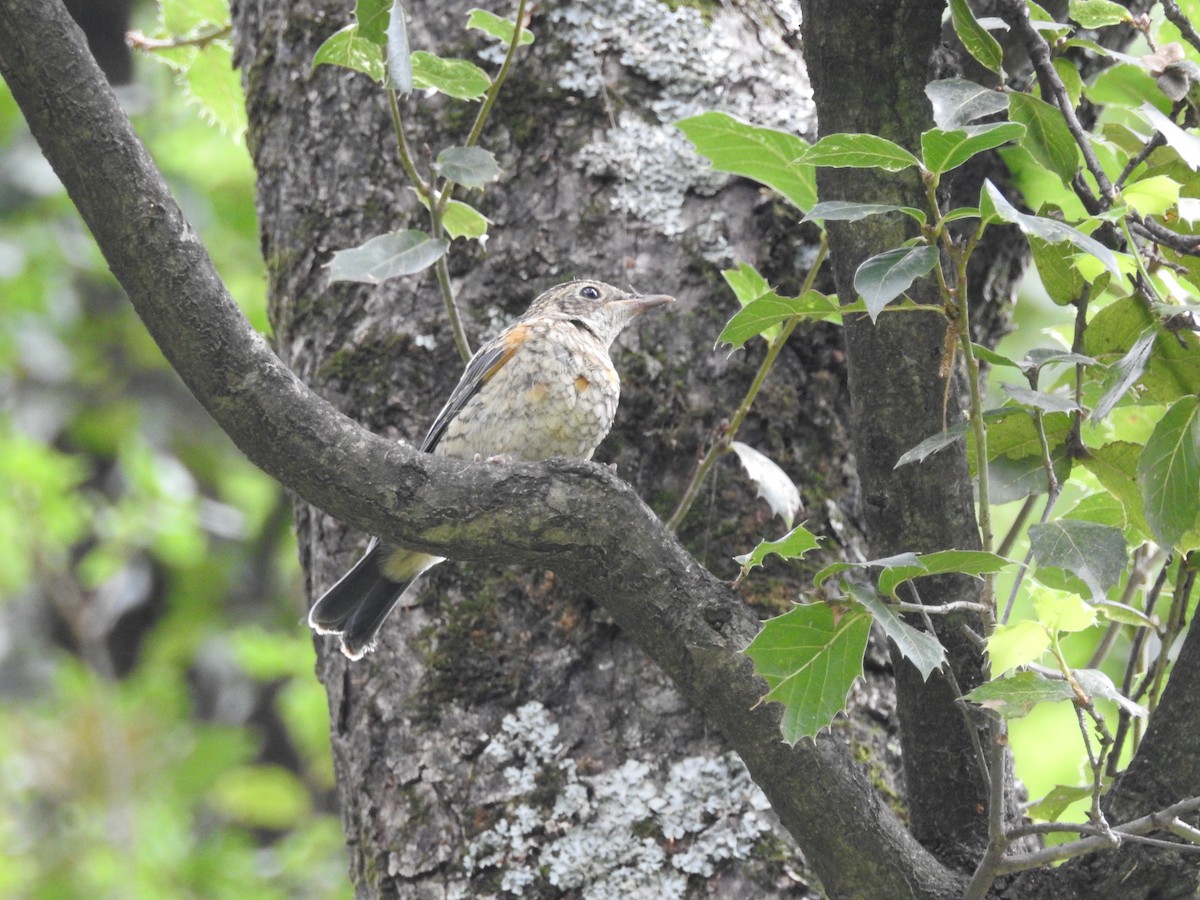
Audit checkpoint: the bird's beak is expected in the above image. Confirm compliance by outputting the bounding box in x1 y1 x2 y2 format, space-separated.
611 293 675 314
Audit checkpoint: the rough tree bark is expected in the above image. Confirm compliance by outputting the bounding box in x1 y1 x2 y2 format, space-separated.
10 0 1195 896
800 0 1006 869
229 0 948 896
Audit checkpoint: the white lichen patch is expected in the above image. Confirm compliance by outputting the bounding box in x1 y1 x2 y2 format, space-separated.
548 0 813 239
460 701 778 898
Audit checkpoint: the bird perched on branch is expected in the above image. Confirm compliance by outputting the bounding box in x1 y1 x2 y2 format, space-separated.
309 280 673 660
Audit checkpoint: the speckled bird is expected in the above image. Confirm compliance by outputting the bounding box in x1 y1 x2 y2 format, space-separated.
309 280 674 659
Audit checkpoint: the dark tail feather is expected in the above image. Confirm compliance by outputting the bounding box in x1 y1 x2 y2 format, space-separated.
309 541 439 660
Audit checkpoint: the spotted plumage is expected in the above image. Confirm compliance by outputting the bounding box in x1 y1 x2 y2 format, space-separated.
309 280 673 659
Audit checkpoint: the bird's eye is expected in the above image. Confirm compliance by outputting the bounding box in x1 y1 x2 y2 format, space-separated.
580 285 601 300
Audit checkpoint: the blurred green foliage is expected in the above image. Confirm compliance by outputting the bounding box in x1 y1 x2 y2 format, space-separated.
0 4 349 896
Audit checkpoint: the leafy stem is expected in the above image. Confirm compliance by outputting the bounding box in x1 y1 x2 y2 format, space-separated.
667 233 828 531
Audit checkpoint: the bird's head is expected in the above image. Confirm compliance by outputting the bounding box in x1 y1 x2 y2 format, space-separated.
528 280 674 346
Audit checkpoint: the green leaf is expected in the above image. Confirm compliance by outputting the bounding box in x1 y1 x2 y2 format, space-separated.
1028 520 1128 599
355 0 390 44
847 583 945 681
799 133 921 172
723 261 772 305
729 441 802 527
1027 784 1092 822
854 245 939 321
1023 349 1097 371
1068 0 1131 27
716 290 839 349
416 192 492 242
1029 235 1087 305
989 620 1051 674
435 146 501 186
803 201 925 225
411 51 491 99
719 263 782 345
1063 492 1127 529
814 552 923 588
180 42 247 137
1052 58 1084 109
1091 329 1156 421
441 199 490 241
734 524 822 573
467 8 534 45
325 229 449 283
1094 599 1157 629
313 24 385 83
386 0 412 93
1084 297 1200 403
1081 441 1152 538
675 112 816 211
984 181 1123 278
1121 174 1182 217
921 123 1025 176
966 671 1076 718
1032 585 1098 633
1138 395 1200 548
895 420 972 467
987 449 1072 503
161 0 228 32
949 0 1004 74
745 604 872 744
925 78 1010 129
877 550 1012 598
1008 92 1080 185
1074 669 1147 716
1138 103 1200 170
973 344 1021 369
1002 383 1080 414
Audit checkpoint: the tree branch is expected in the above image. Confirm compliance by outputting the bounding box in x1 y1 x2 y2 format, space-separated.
0 0 964 896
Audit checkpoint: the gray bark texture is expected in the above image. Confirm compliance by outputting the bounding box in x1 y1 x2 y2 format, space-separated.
8 0 1193 895
230 0 942 896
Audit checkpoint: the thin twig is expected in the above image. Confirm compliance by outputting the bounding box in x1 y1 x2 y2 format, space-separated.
993 797 1200 875
1161 0 1200 56
996 0 1115 205
127 24 232 52
667 234 829 531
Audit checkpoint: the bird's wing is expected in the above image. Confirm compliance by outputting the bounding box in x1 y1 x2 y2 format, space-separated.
420 324 529 453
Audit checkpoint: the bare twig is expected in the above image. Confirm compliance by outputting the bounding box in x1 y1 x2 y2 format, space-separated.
127 24 232 52
994 797 1200 874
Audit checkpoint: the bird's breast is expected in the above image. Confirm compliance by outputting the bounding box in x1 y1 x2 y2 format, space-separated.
435 330 621 462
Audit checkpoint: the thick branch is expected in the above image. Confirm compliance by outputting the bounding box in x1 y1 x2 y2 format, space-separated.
0 0 963 896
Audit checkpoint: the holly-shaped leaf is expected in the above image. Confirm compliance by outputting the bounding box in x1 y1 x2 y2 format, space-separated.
847 583 945 681
734 524 822 574
745 604 871 744
729 441 802 528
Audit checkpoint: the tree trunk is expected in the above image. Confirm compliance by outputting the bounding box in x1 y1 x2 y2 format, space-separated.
232 0 859 895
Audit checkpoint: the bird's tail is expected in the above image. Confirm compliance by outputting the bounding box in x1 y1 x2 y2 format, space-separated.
308 539 443 660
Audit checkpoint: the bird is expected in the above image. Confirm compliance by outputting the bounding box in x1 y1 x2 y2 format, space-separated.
308 279 674 660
